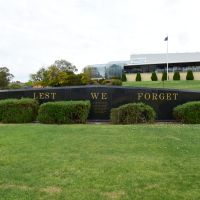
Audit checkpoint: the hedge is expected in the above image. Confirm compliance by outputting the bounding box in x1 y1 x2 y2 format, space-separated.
173 101 200 124
102 79 122 86
37 101 91 124
110 102 156 124
0 98 39 123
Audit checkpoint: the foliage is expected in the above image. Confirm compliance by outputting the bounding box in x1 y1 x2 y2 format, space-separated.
53 59 78 73
8 81 24 89
0 67 14 89
111 102 156 124
186 70 194 80
173 101 200 123
30 59 79 87
0 98 39 123
121 71 127 82
162 71 167 81
151 72 158 81
135 72 142 81
102 79 122 86
37 101 91 124
173 71 180 80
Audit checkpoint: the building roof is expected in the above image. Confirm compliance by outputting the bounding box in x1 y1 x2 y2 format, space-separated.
129 52 200 65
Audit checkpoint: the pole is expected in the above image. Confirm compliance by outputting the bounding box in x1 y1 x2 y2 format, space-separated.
166 36 169 81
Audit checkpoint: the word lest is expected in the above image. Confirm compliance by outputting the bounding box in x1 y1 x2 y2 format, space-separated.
33 92 56 100
90 92 108 100
138 92 178 101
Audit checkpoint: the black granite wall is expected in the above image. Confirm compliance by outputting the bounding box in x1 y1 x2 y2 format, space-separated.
0 86 200 120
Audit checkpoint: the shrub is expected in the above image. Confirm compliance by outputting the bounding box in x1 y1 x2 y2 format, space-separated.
173 101 200 124
186 70 194 80
37 101 91 124
162 72 167 81
0 98 39 123
121 72 127 82
135 72 142 81
102 79 122 86
110 103 156 124
151 72 158 81
173 71 180 80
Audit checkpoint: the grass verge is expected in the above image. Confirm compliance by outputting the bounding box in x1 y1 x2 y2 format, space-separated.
0 124 200 200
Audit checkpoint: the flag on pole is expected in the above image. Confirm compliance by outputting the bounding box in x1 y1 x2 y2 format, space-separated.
164 36 168 41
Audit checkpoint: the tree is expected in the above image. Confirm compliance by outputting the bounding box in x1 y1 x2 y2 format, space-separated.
121 72 127 82
53 59 78 73
9 81 24 89
151 72 158 81
30 67 48 86
186 70 194 80
135 72 142 81
173 71 180 80
30 60 78 87
0 67 14 89
162 72 167 81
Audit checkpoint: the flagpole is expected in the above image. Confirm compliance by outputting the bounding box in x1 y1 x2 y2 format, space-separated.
166 37 169 81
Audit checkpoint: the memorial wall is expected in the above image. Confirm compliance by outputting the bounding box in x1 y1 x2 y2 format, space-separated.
0 86 200 120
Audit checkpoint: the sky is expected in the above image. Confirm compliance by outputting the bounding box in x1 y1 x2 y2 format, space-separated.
0 0 200 81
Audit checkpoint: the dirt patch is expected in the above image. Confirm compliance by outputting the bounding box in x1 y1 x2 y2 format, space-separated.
0 184 31 191
103 191 125 199
40 186 62 194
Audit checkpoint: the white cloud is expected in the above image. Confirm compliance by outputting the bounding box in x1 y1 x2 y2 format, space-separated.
0 0 200 81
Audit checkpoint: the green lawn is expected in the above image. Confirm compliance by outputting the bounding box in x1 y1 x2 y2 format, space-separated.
123 80 200 90
0 124 200 200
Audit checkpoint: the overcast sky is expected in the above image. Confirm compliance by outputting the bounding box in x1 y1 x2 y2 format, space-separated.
0 0 200 81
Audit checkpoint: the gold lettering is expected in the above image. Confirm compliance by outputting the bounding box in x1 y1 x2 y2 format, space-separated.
166 93 172 101
51 93 56 100
152 93 158 100
144 93 151 100
33 92 37 99
159 93 165 100
138 93 143 100
173 93 178 100
45 93 50 99
101 93 108 100
91 93 99 100
39 93 45 99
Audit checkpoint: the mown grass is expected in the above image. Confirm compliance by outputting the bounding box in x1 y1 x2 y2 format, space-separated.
0 124 200 200
123 80 200 90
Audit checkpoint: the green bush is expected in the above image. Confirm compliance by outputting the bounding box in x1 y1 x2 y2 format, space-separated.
135 72 142 81
110 103 156 124
0 98 39 123
186 70 194 80
102 79 122 86
121 72 127 82
37 101 91 124
173 71 180 80
151 72 158 81
162 72 167 81
173 101 200 124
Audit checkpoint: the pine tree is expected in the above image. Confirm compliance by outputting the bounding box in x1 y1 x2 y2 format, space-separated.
186 70 194 80
151 72 158 81
162 72 167 81
173 71 180 80
135 72 142 81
